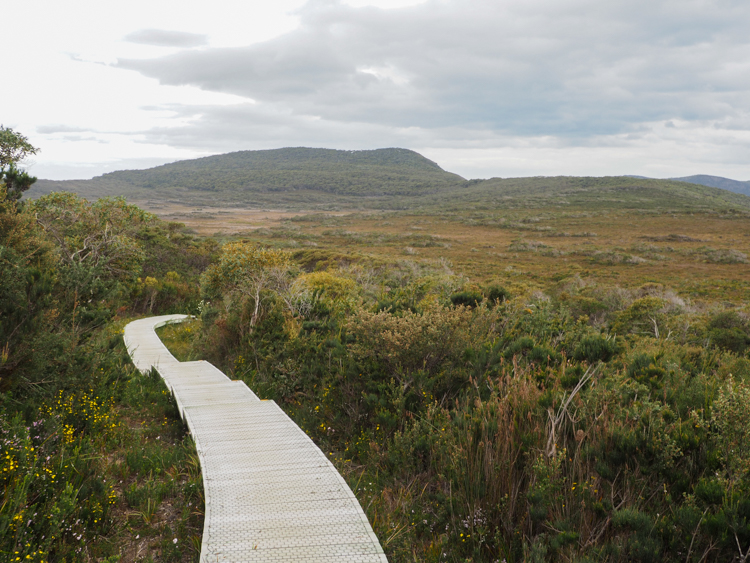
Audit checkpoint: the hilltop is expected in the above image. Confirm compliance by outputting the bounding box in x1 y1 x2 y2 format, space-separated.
28 147 466 205
27 147 750 212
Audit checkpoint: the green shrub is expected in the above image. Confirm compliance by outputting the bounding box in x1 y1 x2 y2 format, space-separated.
626 353 667 389
450 290 483 308
707 311 750 354
573 334 618 363
484 284 509 305
505 336 535 358
529 345 561 366
694 477 724 506
612 508 654 533
560 365 583 388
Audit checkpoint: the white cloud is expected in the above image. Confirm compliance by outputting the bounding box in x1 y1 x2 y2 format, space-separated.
117 0 750 138
124 29 208 48
5 0 750 180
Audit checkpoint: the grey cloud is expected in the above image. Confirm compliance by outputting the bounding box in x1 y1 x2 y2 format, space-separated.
124 29 207 48
116 0 750 140
134 102 426 151
33 158 183 181
37 125 92 134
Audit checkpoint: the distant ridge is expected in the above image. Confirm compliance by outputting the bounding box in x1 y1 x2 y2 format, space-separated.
670 174 750 197
25 148 750 212
29 147 466 203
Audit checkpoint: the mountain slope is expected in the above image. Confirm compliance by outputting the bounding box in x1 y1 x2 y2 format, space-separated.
422 175 750 212
26 148 750 212
29 147 466 203
670 174 750 197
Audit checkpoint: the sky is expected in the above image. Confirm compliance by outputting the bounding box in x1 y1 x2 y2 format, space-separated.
4 0 750 181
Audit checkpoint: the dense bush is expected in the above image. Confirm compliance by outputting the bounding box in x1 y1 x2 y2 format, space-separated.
450 290 483 308
573 334 619 363
707 311 750 354
1 185 208 561
7 177 750 561
187 240 750 562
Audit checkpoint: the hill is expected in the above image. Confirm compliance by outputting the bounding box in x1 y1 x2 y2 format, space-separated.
431 175 750 211
27 148 750 213
670 174 750 197
28 147 466 205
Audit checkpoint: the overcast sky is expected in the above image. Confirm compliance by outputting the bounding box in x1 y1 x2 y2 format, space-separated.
5 0 750 180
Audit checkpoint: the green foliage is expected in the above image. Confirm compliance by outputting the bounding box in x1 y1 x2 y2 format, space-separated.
573 334 619 363
450 290 483 308
0 127 39 203
183 245 750 562
27 193 149 317
0 187 60 389
2 164 37 201
485 284 510 305
711 378 750 483
2 185 210 560
707 311 750 354
612 296 665 335
200 241 292 299
0 126 39 169
0 333 201 562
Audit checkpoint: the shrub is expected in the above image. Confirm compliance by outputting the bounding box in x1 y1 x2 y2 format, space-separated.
711 378 750 483
573 334 618 363
529 345 561 366
626 353 667 389
707 311 750 354
612 296 665 335
450 290 483 308
504 336 535 358
484 284 509 305
702 248 748 264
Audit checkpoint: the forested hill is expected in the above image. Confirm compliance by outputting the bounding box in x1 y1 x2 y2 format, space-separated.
29 147 466 201
28 147 750 212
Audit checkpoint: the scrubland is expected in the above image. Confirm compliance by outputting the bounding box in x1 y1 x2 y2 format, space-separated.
1 190 209 562
162 229 750 562
4 181 750 562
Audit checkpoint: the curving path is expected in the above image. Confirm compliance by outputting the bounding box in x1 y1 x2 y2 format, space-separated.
124 315 388 563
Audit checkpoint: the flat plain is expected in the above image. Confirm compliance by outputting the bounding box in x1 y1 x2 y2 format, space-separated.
152 204 750 303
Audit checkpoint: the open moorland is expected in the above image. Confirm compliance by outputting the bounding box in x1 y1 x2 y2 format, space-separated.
207 206 750 302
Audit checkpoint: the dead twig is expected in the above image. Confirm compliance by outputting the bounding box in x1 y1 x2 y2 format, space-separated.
547 364 600 457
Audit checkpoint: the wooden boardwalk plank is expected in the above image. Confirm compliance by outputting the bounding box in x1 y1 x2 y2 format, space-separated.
123 315 387 563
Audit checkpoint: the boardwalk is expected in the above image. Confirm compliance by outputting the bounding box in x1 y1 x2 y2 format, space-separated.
123 315 388 563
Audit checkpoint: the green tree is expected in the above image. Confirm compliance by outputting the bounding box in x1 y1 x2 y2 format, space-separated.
2 163 37 201
0 125 39 168
0 184 57 387
0 126 39 200
201 241 293 328
29 193 150 323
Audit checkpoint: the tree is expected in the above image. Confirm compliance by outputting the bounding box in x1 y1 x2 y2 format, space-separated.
201 241 293 328
0 125 39 168
2 163 37 201
29 193 149 320
0 126 39 200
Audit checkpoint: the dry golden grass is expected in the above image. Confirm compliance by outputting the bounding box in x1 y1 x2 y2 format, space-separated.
131 201 348 236
142 203 750 303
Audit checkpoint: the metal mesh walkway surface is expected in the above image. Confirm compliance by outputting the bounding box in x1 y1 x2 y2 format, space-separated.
123 315 388 563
